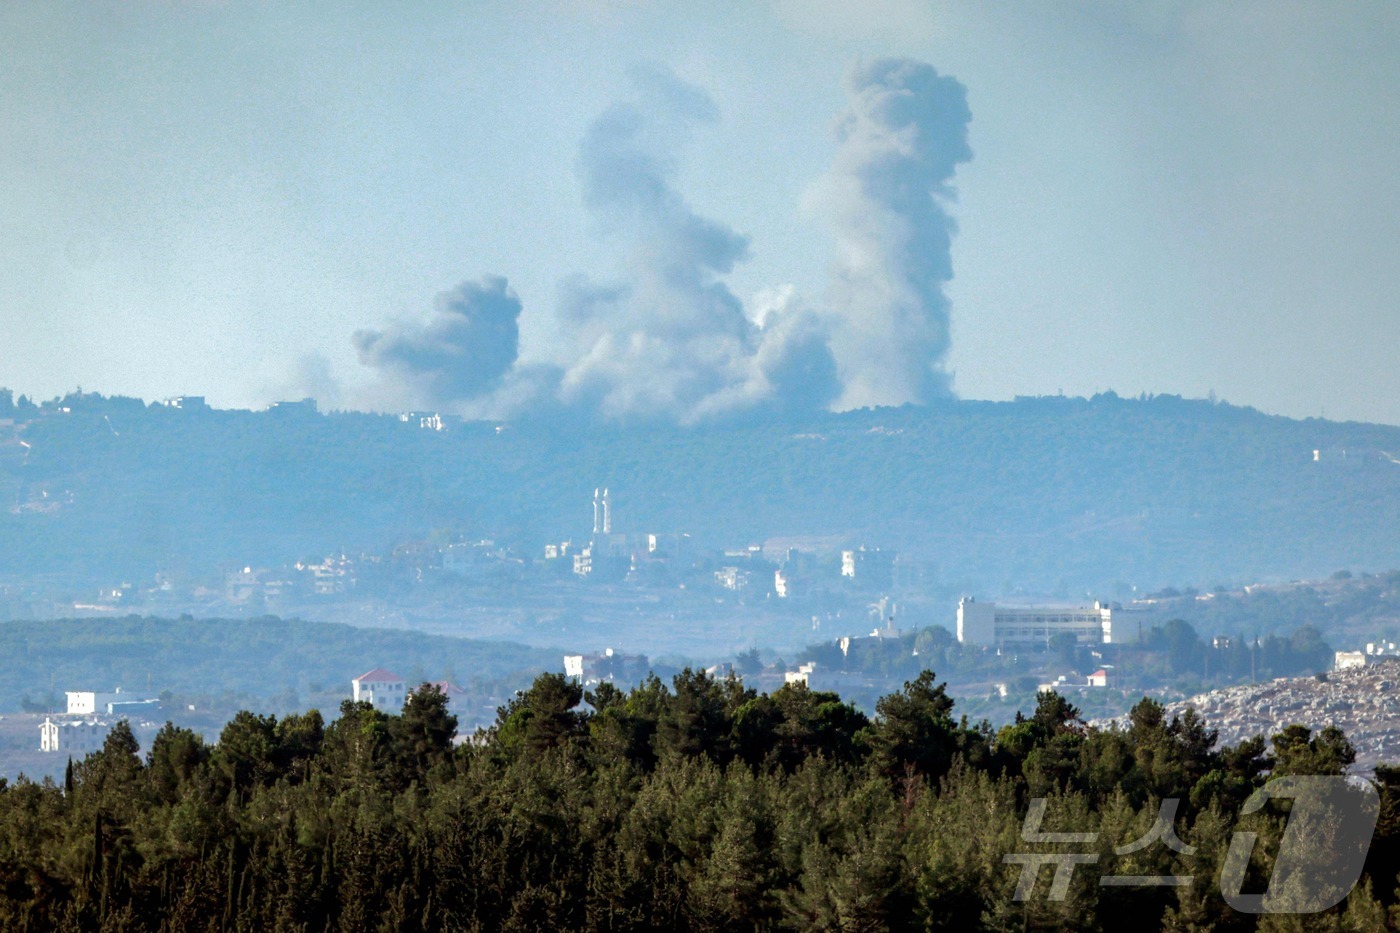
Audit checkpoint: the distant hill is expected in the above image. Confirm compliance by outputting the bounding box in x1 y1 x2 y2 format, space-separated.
2 390 1399 592
0 615 556 715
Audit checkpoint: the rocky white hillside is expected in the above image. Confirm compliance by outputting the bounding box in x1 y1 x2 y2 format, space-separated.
1106 659 1400 773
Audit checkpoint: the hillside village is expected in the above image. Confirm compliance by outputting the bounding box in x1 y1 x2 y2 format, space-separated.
5 389 1400 602
7 391 1400 786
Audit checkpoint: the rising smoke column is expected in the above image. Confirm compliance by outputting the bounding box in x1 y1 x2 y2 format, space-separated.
352 60 974 422
350 63 839 424
354 276 521 405
821 59 972 409
554 64 840 423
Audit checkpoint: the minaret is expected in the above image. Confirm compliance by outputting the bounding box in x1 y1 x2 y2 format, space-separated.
592 488 601 535
602 488 612 534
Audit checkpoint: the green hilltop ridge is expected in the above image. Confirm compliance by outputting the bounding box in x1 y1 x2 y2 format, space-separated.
2 389 1399 591
0 615 556 715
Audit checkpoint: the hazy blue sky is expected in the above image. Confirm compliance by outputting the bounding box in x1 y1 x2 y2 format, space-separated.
4 2 1399 423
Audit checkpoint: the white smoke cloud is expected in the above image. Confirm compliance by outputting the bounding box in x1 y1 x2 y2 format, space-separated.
353 58 969 422
547 66 794 423
820 59 972 409
524 64 841 424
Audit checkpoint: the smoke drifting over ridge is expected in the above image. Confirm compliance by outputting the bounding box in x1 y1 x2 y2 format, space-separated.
354 59 969 422
354 277 522 403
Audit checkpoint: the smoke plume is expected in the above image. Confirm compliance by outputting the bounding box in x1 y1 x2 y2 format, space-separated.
821 59 972 408
545 64 842 424
354 276 521 405
353 58 970 423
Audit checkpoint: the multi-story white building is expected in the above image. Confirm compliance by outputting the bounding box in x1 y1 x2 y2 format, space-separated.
352 668 406 711
39 717 108 754
66 689 129 715
957 597 1116 648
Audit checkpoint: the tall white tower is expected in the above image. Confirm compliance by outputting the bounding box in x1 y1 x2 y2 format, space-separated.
592 488 601 535
601 488 612 534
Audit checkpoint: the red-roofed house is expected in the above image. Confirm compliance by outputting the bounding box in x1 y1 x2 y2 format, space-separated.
353 668 406 711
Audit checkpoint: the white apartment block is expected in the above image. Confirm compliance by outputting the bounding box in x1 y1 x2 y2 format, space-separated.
957 597 1115 648
66 690 126 715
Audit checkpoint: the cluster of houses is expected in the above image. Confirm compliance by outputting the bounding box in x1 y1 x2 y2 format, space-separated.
68 480 926 620
38 688 159 755
1334 640 1400 671
38 669 475 755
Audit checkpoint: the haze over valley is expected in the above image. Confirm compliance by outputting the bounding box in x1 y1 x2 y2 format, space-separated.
4 5 1400 928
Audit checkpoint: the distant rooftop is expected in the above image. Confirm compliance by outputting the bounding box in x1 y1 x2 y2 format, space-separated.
354 668 402 683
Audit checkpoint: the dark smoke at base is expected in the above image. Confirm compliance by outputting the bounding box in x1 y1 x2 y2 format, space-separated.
352 59 970 423
353 276 521 403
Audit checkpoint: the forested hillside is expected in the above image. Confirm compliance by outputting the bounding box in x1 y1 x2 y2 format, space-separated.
3 390 1400 591
0 671 1395 930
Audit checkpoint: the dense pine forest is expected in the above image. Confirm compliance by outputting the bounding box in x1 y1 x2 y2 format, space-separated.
2 670 1398 931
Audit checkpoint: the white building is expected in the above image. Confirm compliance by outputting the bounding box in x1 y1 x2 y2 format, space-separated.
714 566 751 591
785 662 817 686
66 689 128 715
780 660 865 693
563 654 587 680
40 717 108 754
774 569 790 598
957 597 1116 648
399 411 449 431
647 534 688 559
352 668 406 711
564 648 646 686
841 547 895 587
297 553 355 595
1335 651 1368 671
